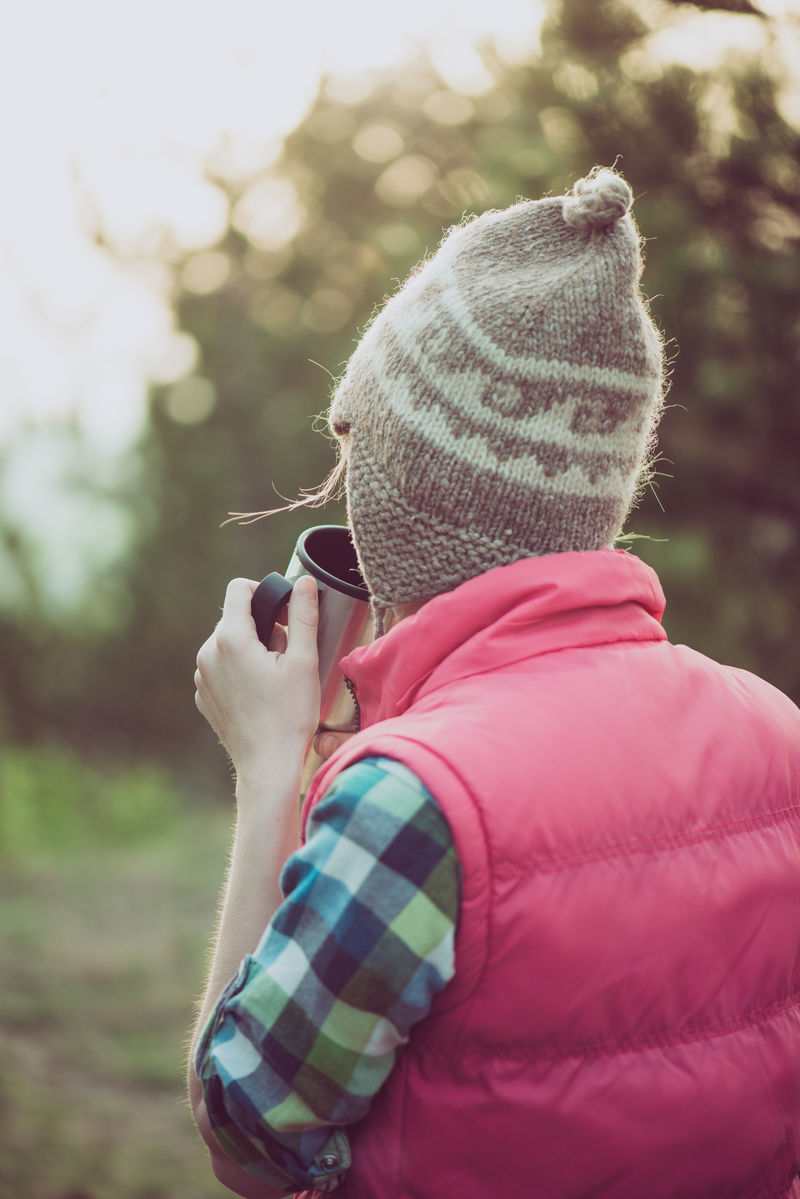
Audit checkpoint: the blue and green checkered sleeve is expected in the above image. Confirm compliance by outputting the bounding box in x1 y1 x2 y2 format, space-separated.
193 755 460 1193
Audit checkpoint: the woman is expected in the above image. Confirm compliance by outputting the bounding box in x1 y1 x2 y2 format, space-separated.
190 167 800 1198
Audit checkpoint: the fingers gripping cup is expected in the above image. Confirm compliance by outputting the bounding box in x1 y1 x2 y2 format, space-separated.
251 526 372 788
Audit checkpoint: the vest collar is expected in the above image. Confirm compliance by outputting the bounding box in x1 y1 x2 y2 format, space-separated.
340 549 667 729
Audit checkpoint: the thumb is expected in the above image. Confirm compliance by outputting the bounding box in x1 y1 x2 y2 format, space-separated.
286 575 318 661
314 730 355 760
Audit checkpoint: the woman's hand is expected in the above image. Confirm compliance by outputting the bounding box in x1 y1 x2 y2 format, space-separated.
195 575 320 780
313 730 356 760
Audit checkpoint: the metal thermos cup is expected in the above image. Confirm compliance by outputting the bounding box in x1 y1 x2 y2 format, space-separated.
250 525 372 790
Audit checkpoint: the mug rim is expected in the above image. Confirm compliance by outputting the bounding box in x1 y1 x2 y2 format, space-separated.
296 525 370 602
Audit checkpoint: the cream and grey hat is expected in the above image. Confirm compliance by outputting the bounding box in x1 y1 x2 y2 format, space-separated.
329 166 664 621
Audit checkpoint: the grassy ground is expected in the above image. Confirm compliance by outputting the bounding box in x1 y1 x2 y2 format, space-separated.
0 748 242 1199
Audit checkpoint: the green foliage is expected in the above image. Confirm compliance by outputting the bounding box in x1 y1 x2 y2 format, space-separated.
0 745 184 857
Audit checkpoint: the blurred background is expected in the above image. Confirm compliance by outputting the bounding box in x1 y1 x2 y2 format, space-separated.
1 0 798 1194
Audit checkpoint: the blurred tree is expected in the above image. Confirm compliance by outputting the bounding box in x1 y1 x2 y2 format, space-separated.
1 0 797 772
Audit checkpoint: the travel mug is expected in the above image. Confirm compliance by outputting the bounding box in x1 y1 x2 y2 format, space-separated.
251 525 372 790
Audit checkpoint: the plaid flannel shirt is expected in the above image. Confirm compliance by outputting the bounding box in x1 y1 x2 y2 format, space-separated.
194 755 459 1193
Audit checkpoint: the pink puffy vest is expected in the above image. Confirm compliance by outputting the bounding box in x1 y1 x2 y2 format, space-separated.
302 550 800 1199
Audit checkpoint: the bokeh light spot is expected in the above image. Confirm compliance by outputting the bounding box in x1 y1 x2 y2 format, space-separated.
164 376 217 425
181 251 231 295
552 62 598 102
374 155 438 206
438 168 492 210
620 48 663 84
233 177 304 252
352 123 405 163
421 90 475 126
149 332 199 384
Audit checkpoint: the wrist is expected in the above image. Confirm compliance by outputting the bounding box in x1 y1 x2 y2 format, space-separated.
231 773 302 883
234 748 306 804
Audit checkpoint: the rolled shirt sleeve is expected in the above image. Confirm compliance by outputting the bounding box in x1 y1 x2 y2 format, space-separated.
194 755 460 1193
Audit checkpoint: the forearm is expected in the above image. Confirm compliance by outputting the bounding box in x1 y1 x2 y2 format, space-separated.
191 764 302 1045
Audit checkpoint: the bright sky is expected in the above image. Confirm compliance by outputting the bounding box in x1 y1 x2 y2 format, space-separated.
0 1 542 442
0 0 797 611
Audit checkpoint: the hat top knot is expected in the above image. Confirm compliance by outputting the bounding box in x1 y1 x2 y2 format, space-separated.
562 168 633 233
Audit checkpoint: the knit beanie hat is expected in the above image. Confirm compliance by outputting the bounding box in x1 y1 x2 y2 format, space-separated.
329 166 664 622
